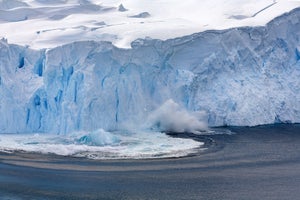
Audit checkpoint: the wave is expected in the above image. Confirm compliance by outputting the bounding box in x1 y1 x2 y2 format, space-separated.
0 130 203 159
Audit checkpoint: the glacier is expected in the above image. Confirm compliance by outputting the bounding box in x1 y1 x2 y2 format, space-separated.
0 8 300 135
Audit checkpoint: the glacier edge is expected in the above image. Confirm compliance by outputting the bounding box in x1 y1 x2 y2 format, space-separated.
0 8 300 134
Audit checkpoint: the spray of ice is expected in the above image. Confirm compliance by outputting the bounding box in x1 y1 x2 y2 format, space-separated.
146 99 207 134
0 100 206 159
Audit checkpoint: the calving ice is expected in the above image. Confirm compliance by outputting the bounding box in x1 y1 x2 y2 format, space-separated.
0 0 300 158
1 7 300 133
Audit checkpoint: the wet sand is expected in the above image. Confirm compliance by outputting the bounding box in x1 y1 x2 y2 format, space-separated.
1 124 300 200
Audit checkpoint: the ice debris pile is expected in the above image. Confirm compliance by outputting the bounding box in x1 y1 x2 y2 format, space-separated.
0 8 300 134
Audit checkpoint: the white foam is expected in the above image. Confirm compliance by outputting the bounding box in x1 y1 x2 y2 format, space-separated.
0 130 203 159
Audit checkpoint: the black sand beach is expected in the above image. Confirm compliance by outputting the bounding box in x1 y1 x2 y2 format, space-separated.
1 124 300 200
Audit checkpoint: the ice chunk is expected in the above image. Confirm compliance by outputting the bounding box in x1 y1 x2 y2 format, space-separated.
77 129 120 146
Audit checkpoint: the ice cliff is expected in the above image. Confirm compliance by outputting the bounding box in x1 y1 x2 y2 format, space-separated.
0 8 300 134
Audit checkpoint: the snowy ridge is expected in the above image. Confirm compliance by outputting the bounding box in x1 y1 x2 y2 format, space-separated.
0 7 300 134
0 0 299 49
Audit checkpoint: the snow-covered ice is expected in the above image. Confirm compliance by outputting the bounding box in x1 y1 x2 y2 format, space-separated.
1 7 300 134
0 0 299 49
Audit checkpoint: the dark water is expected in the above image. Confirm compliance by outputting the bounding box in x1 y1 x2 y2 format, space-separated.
1 124 300 200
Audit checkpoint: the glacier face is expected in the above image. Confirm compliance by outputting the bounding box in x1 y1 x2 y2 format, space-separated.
0 8 300 134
